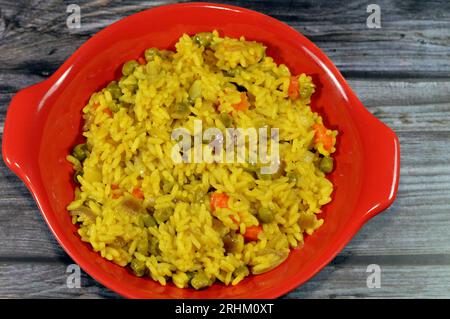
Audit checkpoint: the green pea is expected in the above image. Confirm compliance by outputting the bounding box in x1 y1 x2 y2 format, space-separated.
72 143 88 161
144 48 160 62
122 60 139 76
149 237 160 255
319 157 334 174
189 80 202 101
257 207 274 223
142 214 157 228
190 271 212 290
106 81 122 100
193 32 213 47
154 207 174 224
108 103 120 113
130 258 146 277
169 102 190 119
219 113 233 128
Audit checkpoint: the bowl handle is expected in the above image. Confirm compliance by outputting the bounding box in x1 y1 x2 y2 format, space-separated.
352 101 400 223
2 81 50 181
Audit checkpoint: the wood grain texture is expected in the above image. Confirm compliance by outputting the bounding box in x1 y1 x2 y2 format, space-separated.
2 261 450 299
0 0 449 298
0 0 449 78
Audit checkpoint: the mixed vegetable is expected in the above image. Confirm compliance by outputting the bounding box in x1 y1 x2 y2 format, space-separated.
70 31 337 290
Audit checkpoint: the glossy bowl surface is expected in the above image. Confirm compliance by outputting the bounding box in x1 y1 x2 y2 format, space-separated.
2 2 400 298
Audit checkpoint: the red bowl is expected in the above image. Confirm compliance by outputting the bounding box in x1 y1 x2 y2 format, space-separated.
2 2 400 298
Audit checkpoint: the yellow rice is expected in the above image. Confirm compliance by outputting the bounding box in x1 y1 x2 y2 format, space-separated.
67 31 337 289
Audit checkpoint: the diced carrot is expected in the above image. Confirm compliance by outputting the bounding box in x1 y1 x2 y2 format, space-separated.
132 188 145 200
93 102 100 110
313 123 334 151
244 225 262 241
111 184 119 190
103 108 113 117
232 93 250 111
138 57 146 65
322 135 334 151
288 76 299 100
210 192 229 211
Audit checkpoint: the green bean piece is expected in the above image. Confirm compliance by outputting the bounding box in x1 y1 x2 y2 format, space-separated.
319 157 334 174
189 80 202 101
144 48 160 62
190 271 212 290
193 32 213 47
142 214 157 228
219 113 233 128
149 237 160 255
106 81 122 100
160 50 174 60
257 207 274 223
169 102 190 119
223 233 244 253
130 258 146 277
122 60 139 76
72 143 88 161
154 207 174 224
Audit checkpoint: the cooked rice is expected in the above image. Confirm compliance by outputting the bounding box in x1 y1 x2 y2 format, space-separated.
67 31 337 289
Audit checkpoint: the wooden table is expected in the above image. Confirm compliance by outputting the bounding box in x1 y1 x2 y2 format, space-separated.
0 0 449 298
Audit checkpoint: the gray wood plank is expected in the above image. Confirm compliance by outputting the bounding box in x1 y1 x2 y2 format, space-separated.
1 260 450 298
0 262 120 298
287 262 450 298
1 0 450 299
0 0 449 77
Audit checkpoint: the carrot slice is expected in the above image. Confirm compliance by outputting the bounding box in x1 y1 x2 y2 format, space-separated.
132 188 145 200
244 225 262 241
288 76 299 100
210 192 229 211
232 93 250 111
111 184 119 190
